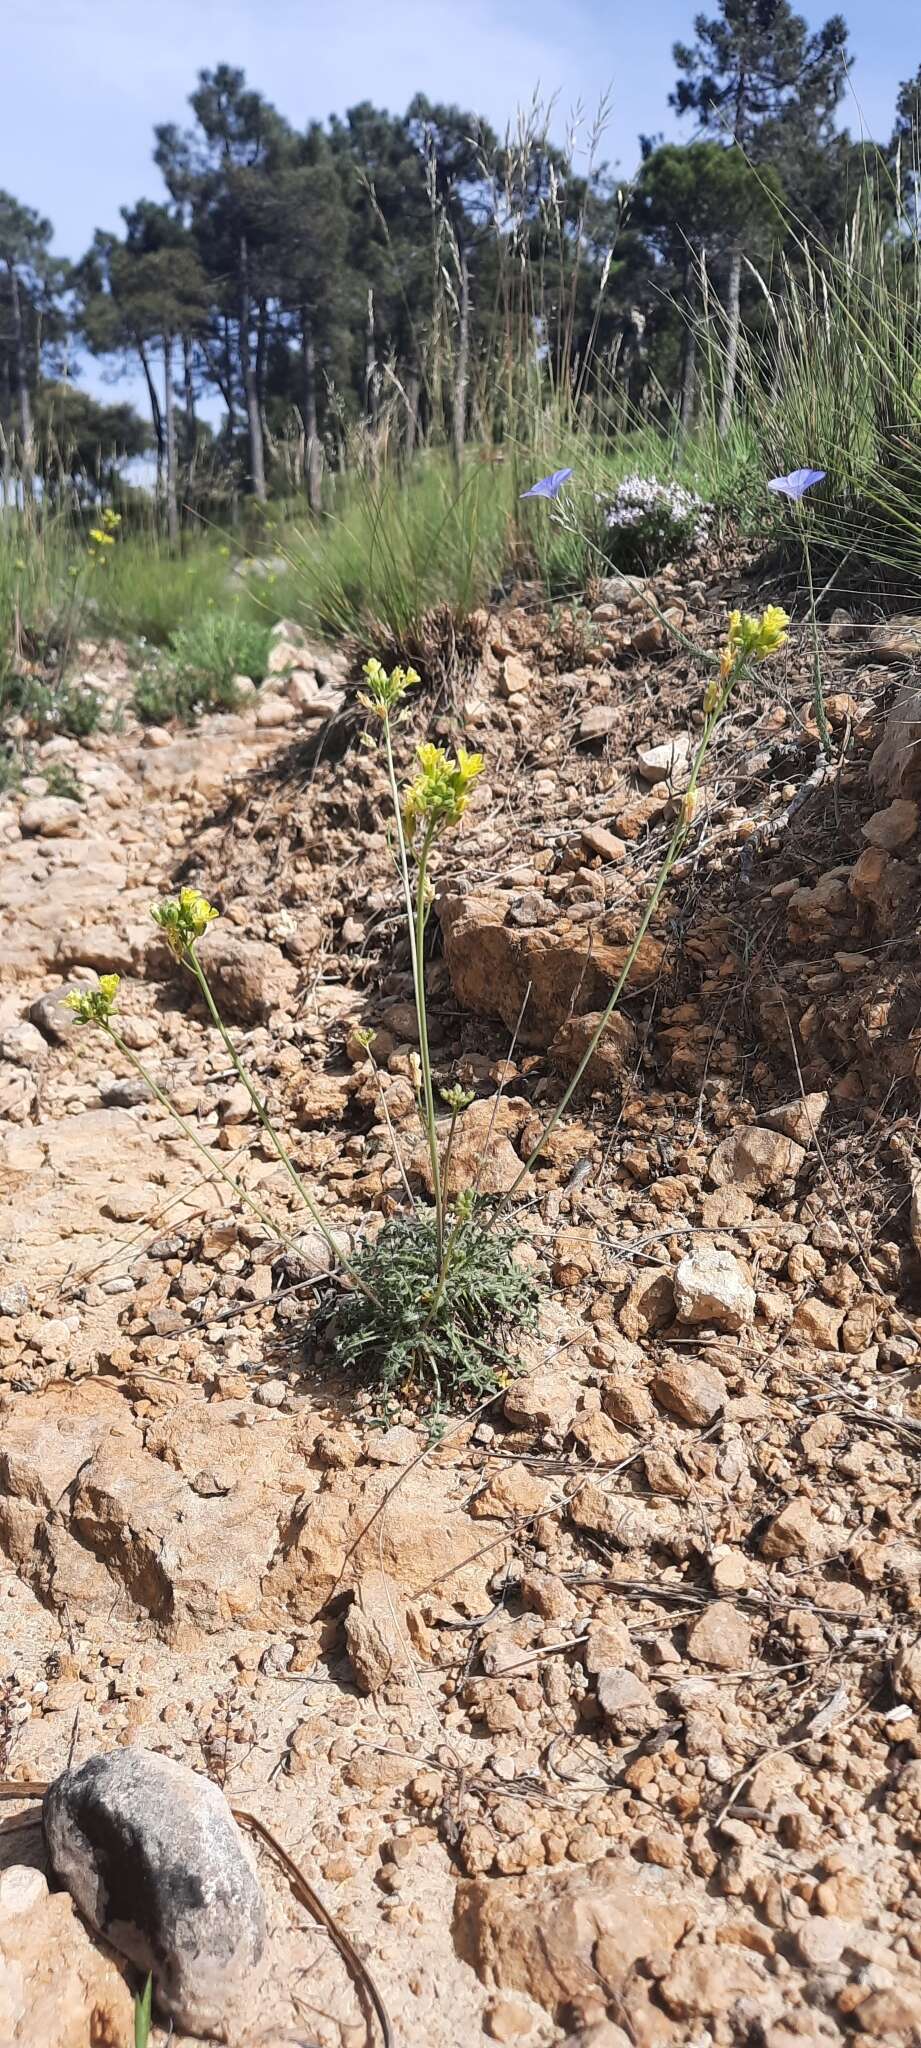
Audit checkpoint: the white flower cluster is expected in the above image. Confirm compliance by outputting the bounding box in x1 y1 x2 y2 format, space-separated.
599 475 710 549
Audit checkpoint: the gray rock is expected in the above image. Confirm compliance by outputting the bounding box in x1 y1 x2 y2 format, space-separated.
43 1749 266 2034
29 985 80 1044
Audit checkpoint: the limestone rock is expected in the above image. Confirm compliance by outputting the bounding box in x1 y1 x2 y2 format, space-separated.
580 823 626 864
20 796 83 837
792 1296 843 1351
578 705 618 744
673 1246 755 1332
652 1357 726 1426
454 1864 691 2020
0 1864 134 2048
549 1008 633 1086
760 1498 827 1561
709 1124 806 1193
636 732 691 783
345 1570 416 1692
439 890 661 1049
504 1372 581 1435
194 928 299 1021
763 1093 829 1148
658 1945 770 2022
686 1601 753 1671
862 799 918 851
411 1095 527 1199
43 1750 266 2034
596 1666 665 1737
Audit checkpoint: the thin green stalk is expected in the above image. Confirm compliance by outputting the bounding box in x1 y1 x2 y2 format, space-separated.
504 663 740 1199
439 1103 461 1214
380 713 444 1259
800 524 833 761
367 1049 417 1208
105 1026 291 1248
185 946 379 1306
413 819 444 1265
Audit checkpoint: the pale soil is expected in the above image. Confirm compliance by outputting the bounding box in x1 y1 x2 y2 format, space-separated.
1 583 920 2048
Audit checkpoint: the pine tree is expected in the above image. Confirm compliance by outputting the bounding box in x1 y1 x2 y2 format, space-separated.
0 192 63 497
671 0 850 425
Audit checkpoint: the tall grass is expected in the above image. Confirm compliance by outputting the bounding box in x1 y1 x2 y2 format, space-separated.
740 175 921 591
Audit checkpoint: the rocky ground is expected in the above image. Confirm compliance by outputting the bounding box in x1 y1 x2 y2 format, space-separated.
1 571 920 2048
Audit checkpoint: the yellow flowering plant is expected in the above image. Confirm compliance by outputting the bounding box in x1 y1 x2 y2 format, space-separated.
150 886 220 959
64 973 121 1026
356 660 487 1281
401 743 484 842
508 602 791 1192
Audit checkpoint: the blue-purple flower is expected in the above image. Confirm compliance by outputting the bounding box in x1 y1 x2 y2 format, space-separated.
520 468 573 500
767 468 826 501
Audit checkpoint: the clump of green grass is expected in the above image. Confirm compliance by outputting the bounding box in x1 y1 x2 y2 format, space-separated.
134 608 272 724
317 1210 539 1415
740 177 921 592
89 537 232 646
245 456 509 672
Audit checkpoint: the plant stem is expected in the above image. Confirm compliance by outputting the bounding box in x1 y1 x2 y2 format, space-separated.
367 1049 416 1208
105 1026 289 1248
380 714 444 1260
413 820 444 1266
801 523 833 760
504 661 741 1198
184 948 379 1305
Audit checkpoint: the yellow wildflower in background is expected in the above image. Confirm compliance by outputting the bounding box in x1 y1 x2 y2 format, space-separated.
89 528 115 547
358 658 420 719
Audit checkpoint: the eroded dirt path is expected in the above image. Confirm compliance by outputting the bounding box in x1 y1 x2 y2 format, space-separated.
2 593 921 2048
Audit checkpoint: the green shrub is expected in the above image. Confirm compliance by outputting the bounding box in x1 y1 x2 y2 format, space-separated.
43 761 84 802
0 670 104 738
133 608 272 724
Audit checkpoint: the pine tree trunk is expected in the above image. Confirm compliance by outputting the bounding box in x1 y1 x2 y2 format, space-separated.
163 334 179 547
301 310 321 514
182 335 197 467
7 262 34 499
239 235 266 500
452 248 470 472
137 339 164 509
679 255 698 435
718 244 742 435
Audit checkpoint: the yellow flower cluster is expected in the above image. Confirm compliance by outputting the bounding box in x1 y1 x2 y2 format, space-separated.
88 506 121 565
151 887 219 959
358 657 420 720
402 742 484 840
64 973 120 1026
722 604 790 672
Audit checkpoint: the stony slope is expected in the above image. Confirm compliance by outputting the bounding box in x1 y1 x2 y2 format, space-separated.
1 583 920 2048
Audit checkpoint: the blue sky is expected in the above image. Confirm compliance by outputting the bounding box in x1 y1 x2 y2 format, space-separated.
3 0 917 418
